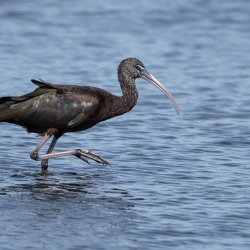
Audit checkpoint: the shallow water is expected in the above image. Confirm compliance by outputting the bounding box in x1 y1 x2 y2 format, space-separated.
1 0 250 249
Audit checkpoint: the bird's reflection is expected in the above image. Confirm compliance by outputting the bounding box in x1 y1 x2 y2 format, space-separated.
8 170 135 211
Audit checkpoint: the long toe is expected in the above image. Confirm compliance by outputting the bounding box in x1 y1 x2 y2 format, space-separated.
76 149 110 165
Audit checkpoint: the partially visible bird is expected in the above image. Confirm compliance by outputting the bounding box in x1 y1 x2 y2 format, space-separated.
0 58 180 172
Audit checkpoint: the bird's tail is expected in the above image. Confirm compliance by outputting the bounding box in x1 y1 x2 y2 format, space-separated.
0 96 20 121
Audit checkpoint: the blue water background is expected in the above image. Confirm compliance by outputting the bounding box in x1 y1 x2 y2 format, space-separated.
1 0 250 249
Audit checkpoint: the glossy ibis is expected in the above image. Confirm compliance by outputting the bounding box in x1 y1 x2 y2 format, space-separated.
0 58 179 172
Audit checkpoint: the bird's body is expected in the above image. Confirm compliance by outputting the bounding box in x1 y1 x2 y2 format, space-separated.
0 58 179 172
0 79 137 135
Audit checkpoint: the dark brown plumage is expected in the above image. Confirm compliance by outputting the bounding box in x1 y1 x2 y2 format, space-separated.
0 58 179 172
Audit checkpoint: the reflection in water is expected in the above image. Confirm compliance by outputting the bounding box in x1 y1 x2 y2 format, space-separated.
0 171 141 250
6 171 136 208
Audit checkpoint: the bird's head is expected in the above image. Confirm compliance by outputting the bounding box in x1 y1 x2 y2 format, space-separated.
118 58 180 115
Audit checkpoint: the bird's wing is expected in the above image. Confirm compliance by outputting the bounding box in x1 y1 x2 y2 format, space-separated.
31 79 54 88
31 79 66 93
31 79 85 95
2 80 104 129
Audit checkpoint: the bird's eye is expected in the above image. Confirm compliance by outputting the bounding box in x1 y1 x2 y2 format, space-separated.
135 65 144 71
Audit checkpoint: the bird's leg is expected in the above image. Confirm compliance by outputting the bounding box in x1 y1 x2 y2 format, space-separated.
30 132 110 169
36 149 110 166
30 128 60 172
30 133 53 173
41 135 59 172
30 133 51 161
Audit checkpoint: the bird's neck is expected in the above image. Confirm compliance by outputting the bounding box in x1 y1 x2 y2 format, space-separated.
101 77 138 121
119 77 138 113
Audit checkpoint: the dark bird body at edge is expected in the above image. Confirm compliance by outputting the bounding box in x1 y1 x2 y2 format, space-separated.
0 58 180 172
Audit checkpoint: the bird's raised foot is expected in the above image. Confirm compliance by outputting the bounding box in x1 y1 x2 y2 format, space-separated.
74 149 110 166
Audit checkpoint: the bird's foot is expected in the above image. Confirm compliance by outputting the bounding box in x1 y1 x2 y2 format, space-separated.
74 149 110 166
41 159 49 173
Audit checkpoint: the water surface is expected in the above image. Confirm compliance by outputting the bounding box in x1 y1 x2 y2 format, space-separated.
1 0 250 249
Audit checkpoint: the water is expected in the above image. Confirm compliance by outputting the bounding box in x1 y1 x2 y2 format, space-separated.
1 0 250 249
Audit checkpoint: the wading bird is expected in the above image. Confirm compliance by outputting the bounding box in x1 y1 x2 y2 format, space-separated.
0 58 179 172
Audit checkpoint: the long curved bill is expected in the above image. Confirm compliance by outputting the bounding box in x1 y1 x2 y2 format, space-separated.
140 68 180 115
